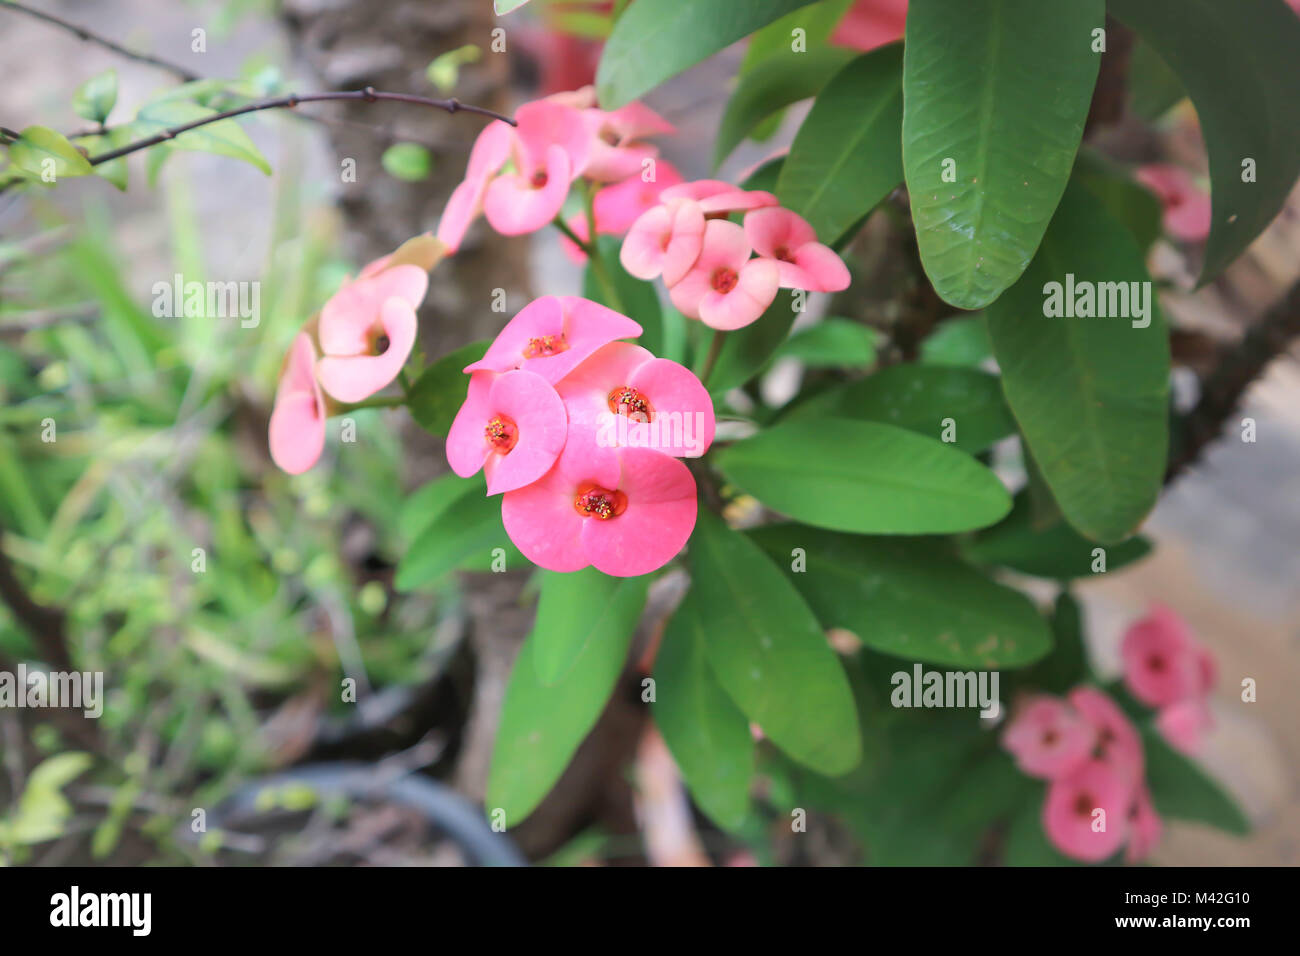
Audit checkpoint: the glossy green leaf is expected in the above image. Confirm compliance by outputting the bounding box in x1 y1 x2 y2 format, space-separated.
654 591 756 829
486 601 637 824
986 180 1170 544
381 143 432 182
718 418 1011 534
7 126 93 180
72 69 119 124
715 47 854 168
1074 151 1163 253
394 480 507 590
596 0 819 109
777 318 879 368
963 493 1153 580
134 100 271 175
689 511 860 775
785 364 1015 454
777 45 903 244
583 236 664 358
1109 0 1300 284
902 0 1103 309
407 340 489 437
400 472 485 539
739 0 854 71
1013 591 1091 696
920 314 991 368
750 524 1051 668
1143 727 1250 835
1127 38 1184 122
532 568 649 686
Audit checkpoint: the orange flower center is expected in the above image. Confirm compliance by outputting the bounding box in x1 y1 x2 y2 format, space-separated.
573 483 627 520
711 267 738 294
484 415 518 453
607 386 654 421
523 333 568 359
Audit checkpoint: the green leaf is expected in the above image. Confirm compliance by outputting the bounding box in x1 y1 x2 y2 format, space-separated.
583 236 664 358
1002 788 1080 866
707 289 798 393
739 0 854 72
689 511 860 775
717 418 1011 534
381 143 432 181
1074 150 1163 253
596 0 820 109
963 493 1153 580
406 340 489 437
902 0 1103 309
985 180 1170 543
134 100 271 175
394 479 508 590
72 69 119 124
7 126 93 180
531 568 649 686
494 0 532 13
426 45 482 93
654 591 756 829
1127 38 1185 122
1109 0 1300 284
75 127 131 191
738 156 784 194
784 364 1016 454
1014 590 1091 695
919 314 991 368
486 594 637 824
400 472 485 539
1143 727 1250 835
777 45 904 245
714 47 855 168
750 524 1051 669
777 318 879 368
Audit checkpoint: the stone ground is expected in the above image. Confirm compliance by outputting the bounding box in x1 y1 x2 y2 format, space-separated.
1 0 1296 865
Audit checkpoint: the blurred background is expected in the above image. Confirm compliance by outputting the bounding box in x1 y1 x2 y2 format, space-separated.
0 0 1296 865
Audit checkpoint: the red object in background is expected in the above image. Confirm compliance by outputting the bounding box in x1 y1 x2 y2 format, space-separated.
831 0 909 53
517 1 615 95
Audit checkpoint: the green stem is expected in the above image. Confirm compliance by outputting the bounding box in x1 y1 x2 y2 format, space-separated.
696 330 727 388
555 212 626 315
341 395 404 412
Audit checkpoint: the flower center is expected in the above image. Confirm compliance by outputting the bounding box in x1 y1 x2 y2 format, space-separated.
711 267 739 294
773 245 796 263
369 326 391 355
607 386 654 422
523 333 568 359
1147 654 1165 673
531 169 549 189
484 415 518 453
1041 729 1059 747
1073 793 1095 818
573 482 627 520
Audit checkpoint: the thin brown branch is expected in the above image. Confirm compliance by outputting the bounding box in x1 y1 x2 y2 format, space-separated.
87 87 514 166
0 0 201 81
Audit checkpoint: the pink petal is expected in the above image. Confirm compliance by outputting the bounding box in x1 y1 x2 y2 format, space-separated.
661 199 707 286
482 370 568 495
1120 605 1204 708
501 469 590 573
514 99 591 179
319 265 429 357
743 206 817 256
1001 695 1094 779
603 101 675 141
593 160 684 235
1042 759 1133 863
268 333 326 475
788 242 850 292
698 258 779 330
830 0 908 53
317 297 418 402
555 341 657 432
467 120 515 181
620 205 674 280
627 358 716 457
1156 698 1213 755
660 179 779 215
437 178 486 253
483 145 573 236
1069 687 1144 786
1125 785 1163 864
584 140 659 184
581 448 697 577
445 372 495 479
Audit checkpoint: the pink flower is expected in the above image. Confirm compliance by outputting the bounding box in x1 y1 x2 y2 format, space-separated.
445 369 568 495
501 438 697 576
1001 695 1094 779
582 101 675 183
668 219 780 330
1135 164 1212 243
1156 697 1214 755
1069 686 1144 785
831 0 908 53
483 100 592 236
1042 759 1132 863
620 197 706 285
1125 784 1163 863
436 121 515 252
744 207 850 292
1121 605 1211 707
269 332 327 475
465 295 642 384
316 264 427 403
559 160 686 264
555 342 716 458
659 179 778 216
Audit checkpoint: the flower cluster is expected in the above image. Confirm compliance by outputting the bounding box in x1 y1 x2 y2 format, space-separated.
446 295 714 577
1121 604 1217 755
1002 687 1161 863
268 235 443 474
619 182 850 330
437 88 677 252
